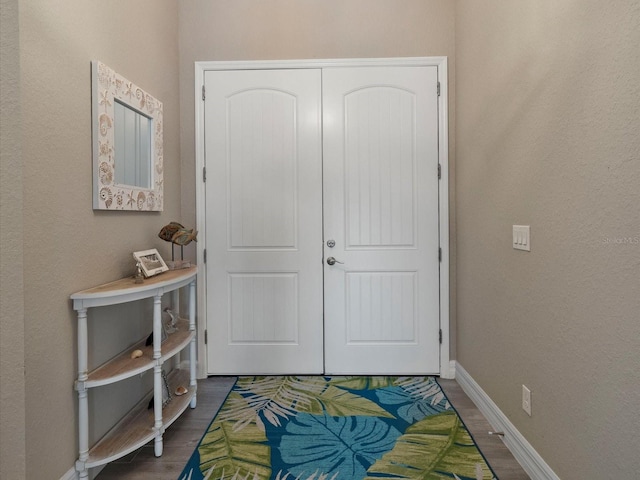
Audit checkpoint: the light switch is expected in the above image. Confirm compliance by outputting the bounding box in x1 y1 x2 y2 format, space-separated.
513 225 531 251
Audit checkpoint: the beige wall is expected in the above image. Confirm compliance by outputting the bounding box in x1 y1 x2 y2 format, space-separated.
4 1 180 477
0 0 26 478
2 1 457 476
178 0 458 356
456 1 640 478
6 1 638 477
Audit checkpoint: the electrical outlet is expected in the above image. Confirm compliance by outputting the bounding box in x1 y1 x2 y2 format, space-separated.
522 385 532 416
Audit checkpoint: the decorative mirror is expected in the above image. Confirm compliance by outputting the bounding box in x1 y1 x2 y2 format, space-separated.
92 61 163 211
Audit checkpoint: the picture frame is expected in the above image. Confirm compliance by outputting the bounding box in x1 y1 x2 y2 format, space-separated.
133 248 168 278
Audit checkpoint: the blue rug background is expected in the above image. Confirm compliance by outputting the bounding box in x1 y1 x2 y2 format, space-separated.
178 376 497 480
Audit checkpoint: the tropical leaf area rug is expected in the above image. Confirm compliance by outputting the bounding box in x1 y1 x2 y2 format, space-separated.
179 376 497 480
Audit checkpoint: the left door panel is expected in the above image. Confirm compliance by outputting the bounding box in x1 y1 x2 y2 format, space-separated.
204 69 323 374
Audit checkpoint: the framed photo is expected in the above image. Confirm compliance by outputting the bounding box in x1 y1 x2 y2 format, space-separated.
133 249 168 278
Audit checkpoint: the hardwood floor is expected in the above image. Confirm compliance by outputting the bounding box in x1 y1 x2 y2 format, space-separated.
96 376 529 480
438 379 530 480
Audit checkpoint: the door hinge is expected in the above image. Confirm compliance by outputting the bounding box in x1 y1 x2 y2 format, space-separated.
438 247 442 262
204 329 208 344
438 163 441 179
437 82 441 97
439 329 442 344
203 166 206 182
202 85 206 101
203 249 207 263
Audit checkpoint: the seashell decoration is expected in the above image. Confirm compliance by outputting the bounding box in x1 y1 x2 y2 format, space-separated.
146 192 155 210
98 113 112 137
174 386 188 396
99 161 113 185
130 349 143 359
92 61 163 211
136 191 146 210
99 187 113 208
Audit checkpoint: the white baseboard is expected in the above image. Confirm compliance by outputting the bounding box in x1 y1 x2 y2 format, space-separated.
59 467 77 480
454 362 560 480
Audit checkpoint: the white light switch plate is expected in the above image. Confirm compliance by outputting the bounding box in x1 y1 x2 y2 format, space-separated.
513 225 531 251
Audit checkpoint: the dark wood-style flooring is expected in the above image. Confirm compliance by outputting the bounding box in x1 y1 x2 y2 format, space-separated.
96 377 529 479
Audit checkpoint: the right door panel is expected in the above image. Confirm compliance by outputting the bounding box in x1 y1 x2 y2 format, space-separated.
322 66 441 374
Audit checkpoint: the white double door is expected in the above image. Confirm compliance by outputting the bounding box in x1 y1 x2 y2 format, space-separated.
204 66 440 375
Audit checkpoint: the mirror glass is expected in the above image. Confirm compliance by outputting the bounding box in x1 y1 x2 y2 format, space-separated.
113 100 152 188
92 61 163 211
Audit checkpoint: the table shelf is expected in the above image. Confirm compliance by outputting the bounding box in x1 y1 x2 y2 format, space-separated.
85 369 195 469
83 318 194 388
72 267 198 479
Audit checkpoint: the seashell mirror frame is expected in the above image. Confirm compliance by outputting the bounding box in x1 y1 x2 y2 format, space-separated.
91 61 163 211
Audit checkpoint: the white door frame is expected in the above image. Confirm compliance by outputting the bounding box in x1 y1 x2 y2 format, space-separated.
194 57 451 379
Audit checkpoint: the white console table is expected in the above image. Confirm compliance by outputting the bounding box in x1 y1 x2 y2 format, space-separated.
71 266 197 479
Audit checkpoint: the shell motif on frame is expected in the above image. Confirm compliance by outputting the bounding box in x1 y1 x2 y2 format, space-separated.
92 61 163 211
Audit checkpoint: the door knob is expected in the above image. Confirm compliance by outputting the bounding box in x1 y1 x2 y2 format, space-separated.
326 257 344 266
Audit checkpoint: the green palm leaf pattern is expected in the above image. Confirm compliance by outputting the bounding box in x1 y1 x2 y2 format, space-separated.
328 377 449 411
300 384 395 418
198 392 271 480
217 376 328 431
364 411 494 480
328 376 399 390
217 376 394 431
180 378 497 480
395 377 450 409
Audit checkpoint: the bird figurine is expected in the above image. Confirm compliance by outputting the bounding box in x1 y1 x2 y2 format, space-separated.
158 221 198 262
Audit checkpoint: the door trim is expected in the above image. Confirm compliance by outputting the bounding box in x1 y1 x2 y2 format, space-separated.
194 57 451 379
